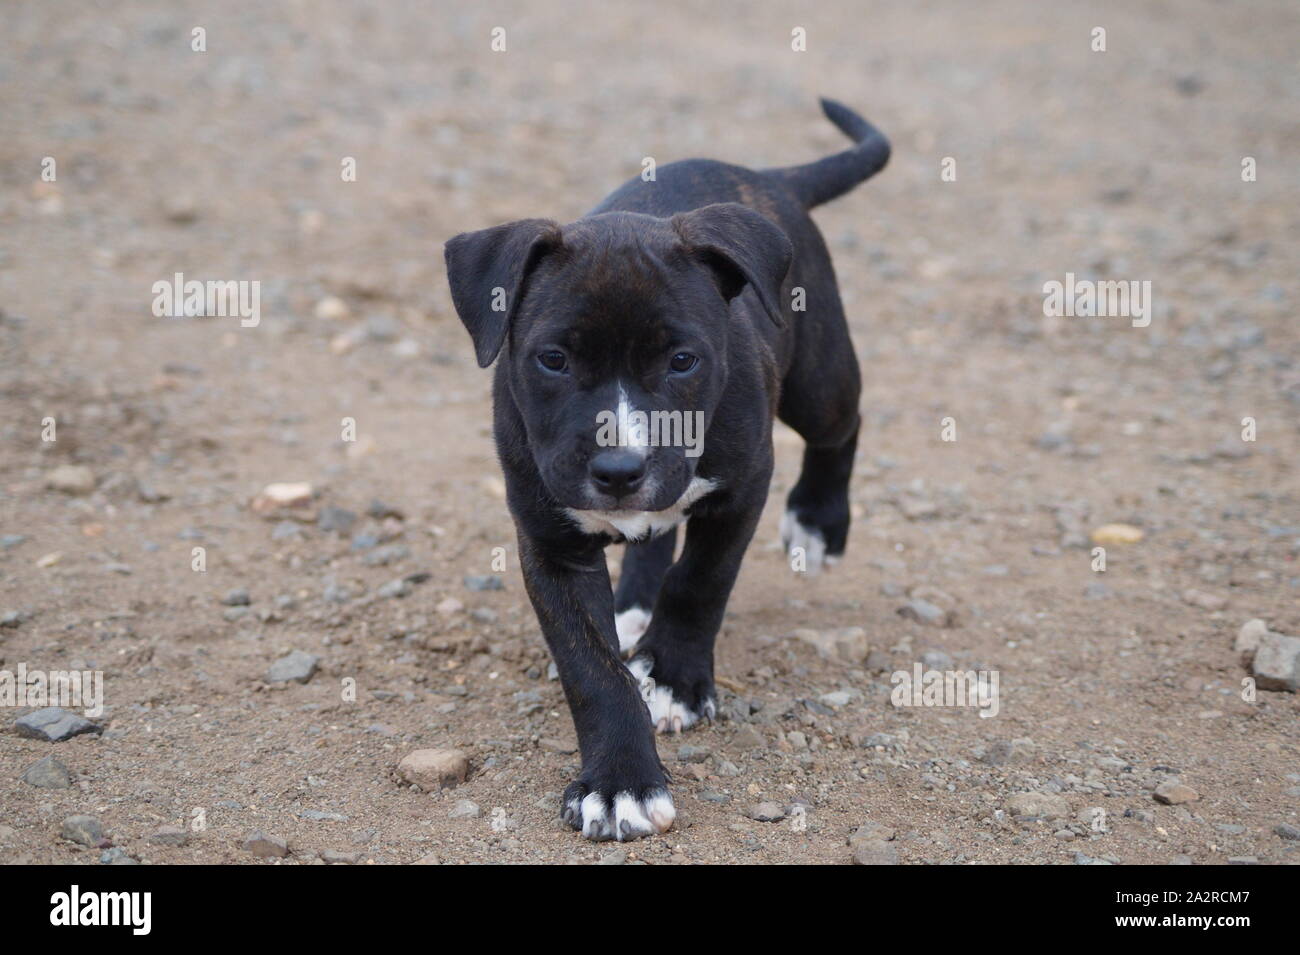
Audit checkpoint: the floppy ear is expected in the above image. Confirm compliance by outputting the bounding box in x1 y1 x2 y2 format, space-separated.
444 218 562 367
671 203 793 327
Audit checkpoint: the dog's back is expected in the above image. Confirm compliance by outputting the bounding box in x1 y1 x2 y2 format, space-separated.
590 99 888 438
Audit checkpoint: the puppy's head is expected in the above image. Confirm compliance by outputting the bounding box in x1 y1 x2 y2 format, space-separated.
444 204 791 513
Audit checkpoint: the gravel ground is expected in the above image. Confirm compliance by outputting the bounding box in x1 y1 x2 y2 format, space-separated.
1 0 1298 865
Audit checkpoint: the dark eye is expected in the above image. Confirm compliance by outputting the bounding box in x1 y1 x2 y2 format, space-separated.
537 350 568 373
669 352 699 374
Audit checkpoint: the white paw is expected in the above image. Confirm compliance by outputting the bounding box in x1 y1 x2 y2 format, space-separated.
565 789 677 841
628 656 716 734
614 606 652 655
780 509 827 575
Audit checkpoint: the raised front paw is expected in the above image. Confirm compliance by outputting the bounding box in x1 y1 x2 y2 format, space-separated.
561 777 676 842
628 653 716 734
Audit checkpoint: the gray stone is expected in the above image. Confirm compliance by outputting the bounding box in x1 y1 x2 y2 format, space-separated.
46 465 96 495
318 506 358 534
982 739 1027 766
849 820 897 844
398 748 469 790
851 839 899 865
271 520 302 540
730 725 766 749
864 649 892 671
898 599 953 627
1005 791 1070 820
1153 781 1200 805
463 575 504 592
221 588 251 606
748 802 786 822
676 744 711 763
21 754 71 788
298 810 348 822
1252 632 1300 691
322 581 354 603
1181 588 1227 612
1036 426 1072 451
15 707 101 742
148 825 189 846
363 544 409 567
448 799 481 819
1073 851 1113 865
61 815 105 847
537 737 578 756
920 649 954 669
365 313 400 342
1274 823 1300 841
240 830 289 857
367 500 404 520
380 573 428 600
378 577 412 599
1077 807 1109 832
266 650 319 684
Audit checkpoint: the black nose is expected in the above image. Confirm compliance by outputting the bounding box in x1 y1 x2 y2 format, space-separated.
589 449 647 497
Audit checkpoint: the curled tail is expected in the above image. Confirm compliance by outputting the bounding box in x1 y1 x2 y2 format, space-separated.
765 98 891 209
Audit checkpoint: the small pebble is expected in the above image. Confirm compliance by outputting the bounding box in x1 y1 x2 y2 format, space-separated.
266 650 319 684
61 815 105 847
21 755 71 789
240 830 289 858
398 748 469 790
748 802 786 822
1153 781 1200 805
46 465 96 495
15 707 102 742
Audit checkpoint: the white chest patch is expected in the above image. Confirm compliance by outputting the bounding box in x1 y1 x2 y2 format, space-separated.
565 477 718 541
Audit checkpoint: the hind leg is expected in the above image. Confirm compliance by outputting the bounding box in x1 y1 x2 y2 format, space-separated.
780 422 858 573
777 284 861 574
613 528 676 655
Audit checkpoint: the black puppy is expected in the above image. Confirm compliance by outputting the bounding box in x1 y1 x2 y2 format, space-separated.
444 98 888 841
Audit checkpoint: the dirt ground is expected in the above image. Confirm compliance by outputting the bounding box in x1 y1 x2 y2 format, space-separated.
1 0 1297 865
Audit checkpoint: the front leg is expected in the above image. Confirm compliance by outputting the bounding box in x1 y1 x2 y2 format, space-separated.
630 500 764 733
517 532 675 841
